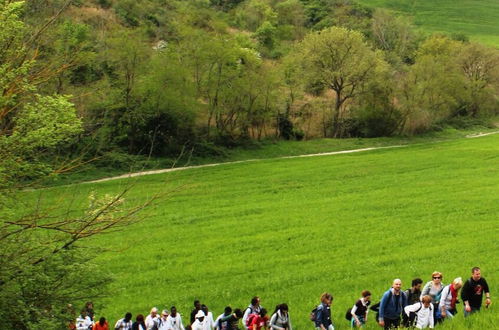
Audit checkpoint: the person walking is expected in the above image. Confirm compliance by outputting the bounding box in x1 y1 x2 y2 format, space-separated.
403 278 422 327
248 308 269 330
461 267 491 317
132 315 147 330
201 305 216 330
146 308 160 330
166 306 185 330
243 297 262 330
315 292 334 330
192 310 206 330
93 317 109 330
158 310 170 330
378 279 407 329
215 307 232 330
420 272 444 323
191 301 202 326
76 309 94 330
269 304 291 330
404 295 434 329
350 290 371 328
115 313 133 330
439 277 463 320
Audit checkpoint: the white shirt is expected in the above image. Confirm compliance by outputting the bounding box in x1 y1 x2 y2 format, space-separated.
404 302 434 329
158 317 169 330
146 314 160 330
114 318 133 330
202 312 215 330
214 313 225 330
166 314 185 330
192 319 204 330
76 315 93 330
438 285 454 311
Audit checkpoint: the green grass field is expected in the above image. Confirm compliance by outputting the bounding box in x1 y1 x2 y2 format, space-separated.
356 0 499 47
35 133 499 329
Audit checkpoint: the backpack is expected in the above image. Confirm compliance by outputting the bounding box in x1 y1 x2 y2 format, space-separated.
309 307 318 322
345 308 352 321
245 313 258 328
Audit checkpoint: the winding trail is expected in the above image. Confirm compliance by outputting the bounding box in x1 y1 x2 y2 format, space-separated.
86 131 499 184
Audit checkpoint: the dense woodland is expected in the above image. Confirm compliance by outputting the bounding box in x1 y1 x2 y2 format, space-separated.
1 0 499 328
4 0 499 163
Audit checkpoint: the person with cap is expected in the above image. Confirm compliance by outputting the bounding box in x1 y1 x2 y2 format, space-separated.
146 307 160 330
115 312 133 330
166 306 185 330
158 310 170 330
192 310 206 330
201 305 215 330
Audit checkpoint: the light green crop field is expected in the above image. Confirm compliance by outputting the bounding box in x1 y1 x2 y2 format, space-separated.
35 134 499 329
356 0 499 47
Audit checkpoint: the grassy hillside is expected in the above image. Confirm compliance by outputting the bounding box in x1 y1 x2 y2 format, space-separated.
34 134 499 329
356 0 499 47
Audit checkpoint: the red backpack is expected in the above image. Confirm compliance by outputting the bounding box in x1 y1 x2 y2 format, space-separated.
246 313 258 328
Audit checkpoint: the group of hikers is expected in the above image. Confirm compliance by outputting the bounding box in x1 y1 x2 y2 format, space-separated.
73 267 491 330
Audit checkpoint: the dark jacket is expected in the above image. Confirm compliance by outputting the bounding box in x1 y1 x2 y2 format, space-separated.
379 289 407 320
314 303 332 328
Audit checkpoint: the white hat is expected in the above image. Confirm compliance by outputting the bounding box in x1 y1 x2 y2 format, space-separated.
195 310 205 319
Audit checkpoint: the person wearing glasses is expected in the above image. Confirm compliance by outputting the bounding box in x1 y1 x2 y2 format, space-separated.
158 310 169 330
166 306 185 330
420 272 444 323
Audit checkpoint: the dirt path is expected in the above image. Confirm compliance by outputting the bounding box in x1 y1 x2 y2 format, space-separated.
86 131 499 184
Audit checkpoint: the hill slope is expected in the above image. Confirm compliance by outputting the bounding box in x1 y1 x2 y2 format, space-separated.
38 134 499 328
357 0 499 46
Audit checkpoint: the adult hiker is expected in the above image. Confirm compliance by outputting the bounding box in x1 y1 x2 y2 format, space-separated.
403 295 434 329
132 315 146 330
191 301 202 325
314 292 334 330
201 305 216 330
192 310 206 330
146 307 160 330
76 309 94 330
242 297 262 330
420 271 444 323
439 277 463 320
215 307 232 330
166 306 185 330
461 266 491 316
158 310 170 330
403 278 423 327
378 279 407 329
269 304 292 330
93 317 109 330
350 290 371 328
115 312 133 330
221 308 244 330
248 308 269 330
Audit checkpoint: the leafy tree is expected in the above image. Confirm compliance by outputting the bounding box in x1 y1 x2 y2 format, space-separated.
298 26 388 137
458 42 499 117
397 36 465 133
0 3 154 328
